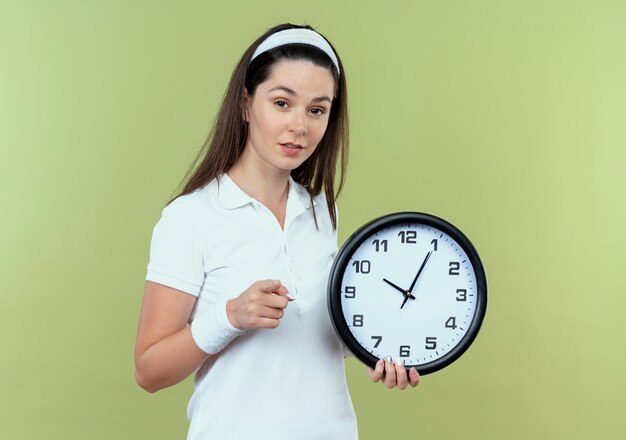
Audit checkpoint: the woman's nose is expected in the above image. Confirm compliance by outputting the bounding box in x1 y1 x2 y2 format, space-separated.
287 111 307 135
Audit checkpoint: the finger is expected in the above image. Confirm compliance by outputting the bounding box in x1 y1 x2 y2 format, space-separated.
259 280 294 301
263 294 290 310
258 305 285 320
273 284 290 296
395 362 409 390
367 359 385 382
248 316 280 329
259 279 281 293
273 285 294 301
409 367 421 387
383 357 397 388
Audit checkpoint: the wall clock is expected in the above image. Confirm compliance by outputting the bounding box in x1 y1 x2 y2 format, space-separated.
328 212 487 375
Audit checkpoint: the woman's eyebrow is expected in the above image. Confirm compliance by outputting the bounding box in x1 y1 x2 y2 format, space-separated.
268 85 331 103
268 85 296 95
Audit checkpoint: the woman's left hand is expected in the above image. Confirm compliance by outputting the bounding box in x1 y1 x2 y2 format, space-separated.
367 357 420 390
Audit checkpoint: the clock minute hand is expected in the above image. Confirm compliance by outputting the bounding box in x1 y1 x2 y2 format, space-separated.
400 293 411 309
408 251 432 294
382 278 416 300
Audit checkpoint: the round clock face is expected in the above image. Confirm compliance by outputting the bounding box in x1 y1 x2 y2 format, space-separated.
328 212 487 375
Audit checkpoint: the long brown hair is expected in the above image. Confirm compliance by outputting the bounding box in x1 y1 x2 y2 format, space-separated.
168 23 348 230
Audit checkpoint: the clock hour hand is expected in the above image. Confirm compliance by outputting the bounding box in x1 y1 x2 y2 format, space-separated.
408 251 432 294
383 278 416 300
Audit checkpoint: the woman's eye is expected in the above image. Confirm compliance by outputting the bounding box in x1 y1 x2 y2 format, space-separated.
274 100 289 109
310 107 325 116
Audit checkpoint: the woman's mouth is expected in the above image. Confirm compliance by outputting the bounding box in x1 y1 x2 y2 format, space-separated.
280 143 304 156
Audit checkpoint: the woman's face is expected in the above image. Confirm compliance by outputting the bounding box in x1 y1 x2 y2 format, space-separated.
242 59 335 174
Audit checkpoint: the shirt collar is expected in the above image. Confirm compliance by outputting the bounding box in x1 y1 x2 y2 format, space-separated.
217 174 319 210
288 175 319 210
216 174 253 209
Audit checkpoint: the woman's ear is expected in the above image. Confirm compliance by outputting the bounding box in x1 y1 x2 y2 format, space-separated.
242 89 250 123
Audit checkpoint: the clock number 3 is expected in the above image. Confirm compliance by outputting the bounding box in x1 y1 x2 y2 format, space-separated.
456 289 467 302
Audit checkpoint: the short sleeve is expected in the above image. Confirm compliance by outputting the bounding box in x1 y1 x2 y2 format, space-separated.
146 200 204 296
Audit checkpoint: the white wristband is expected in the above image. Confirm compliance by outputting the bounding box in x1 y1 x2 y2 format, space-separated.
190 298 245 354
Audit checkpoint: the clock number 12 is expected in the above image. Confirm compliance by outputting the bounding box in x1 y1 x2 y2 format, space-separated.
398 230 417 244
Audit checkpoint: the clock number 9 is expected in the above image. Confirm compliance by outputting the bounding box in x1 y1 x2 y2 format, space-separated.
398 230 417 244
343 286 356 299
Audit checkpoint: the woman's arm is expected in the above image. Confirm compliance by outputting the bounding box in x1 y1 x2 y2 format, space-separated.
134 279 292 393
134 281 208 393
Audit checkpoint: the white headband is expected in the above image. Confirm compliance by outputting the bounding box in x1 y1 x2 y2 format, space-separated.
250 28 340 75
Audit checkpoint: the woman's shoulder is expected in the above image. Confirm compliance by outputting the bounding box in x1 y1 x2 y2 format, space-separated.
305 187 337 235
160 179 220 219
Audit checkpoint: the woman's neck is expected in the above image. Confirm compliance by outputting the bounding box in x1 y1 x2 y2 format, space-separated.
227 156 290 226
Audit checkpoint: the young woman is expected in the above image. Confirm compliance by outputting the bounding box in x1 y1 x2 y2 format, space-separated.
134 23 419 439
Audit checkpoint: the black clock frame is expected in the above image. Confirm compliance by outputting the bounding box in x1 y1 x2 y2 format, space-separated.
327 212 487 375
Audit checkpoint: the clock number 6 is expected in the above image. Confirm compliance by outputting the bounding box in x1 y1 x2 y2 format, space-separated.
399 345 411 357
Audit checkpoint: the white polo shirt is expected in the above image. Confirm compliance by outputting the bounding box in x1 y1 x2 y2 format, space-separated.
146 174 357 439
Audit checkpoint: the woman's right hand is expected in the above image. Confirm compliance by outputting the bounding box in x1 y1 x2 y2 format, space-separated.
226 279 293 330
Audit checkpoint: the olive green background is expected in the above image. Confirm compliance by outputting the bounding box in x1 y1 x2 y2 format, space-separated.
1 0 624 438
